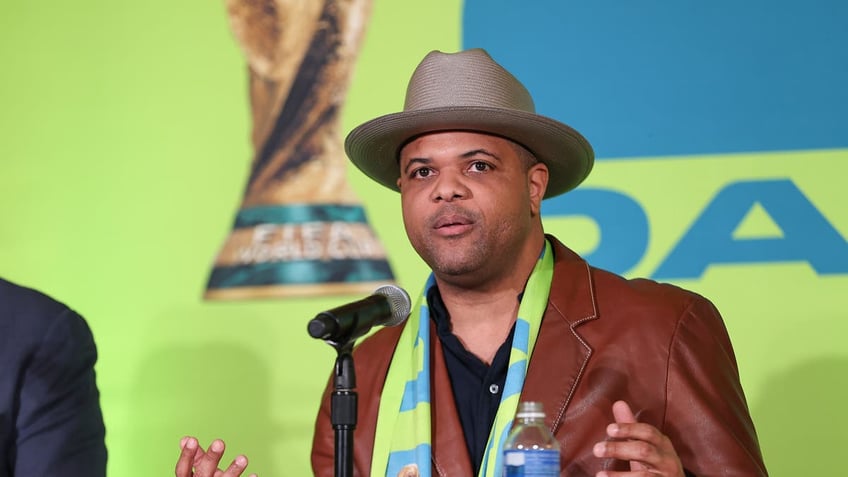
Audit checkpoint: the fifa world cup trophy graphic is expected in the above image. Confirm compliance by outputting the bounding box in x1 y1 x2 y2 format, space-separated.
205 0 394 299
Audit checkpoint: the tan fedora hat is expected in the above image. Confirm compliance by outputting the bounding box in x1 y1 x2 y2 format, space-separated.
344 48 594 198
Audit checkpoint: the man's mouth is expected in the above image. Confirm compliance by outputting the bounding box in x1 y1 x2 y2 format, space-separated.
431 212 476 236
434 215 472 229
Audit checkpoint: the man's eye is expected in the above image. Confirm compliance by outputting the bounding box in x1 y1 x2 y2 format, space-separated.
471 161 490 172
412 168 432 178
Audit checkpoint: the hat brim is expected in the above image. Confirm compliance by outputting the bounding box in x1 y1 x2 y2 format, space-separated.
345 106 594 199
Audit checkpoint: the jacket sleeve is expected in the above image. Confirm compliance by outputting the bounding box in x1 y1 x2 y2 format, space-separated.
14 308 107 477
663 296 768 477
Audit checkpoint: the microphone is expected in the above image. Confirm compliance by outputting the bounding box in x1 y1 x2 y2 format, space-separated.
307 285 411 344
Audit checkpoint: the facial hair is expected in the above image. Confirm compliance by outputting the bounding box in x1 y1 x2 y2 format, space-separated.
411 203 522 279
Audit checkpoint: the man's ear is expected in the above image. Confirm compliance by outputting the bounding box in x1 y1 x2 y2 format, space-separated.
527 163 549 216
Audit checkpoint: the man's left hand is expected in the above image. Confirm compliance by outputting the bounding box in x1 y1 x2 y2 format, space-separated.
592 400 684 477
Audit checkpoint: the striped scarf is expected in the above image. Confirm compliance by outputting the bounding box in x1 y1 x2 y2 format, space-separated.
371 240 554 477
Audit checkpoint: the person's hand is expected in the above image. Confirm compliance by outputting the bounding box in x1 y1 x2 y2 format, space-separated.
592 401 684 477
175 436 256 477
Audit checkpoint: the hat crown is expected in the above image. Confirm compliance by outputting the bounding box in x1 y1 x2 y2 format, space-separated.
403 49 536 113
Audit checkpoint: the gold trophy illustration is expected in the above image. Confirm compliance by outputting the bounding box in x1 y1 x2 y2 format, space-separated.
205 0 394 299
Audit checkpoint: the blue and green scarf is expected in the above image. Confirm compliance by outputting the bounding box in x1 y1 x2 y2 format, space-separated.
371 240 554 477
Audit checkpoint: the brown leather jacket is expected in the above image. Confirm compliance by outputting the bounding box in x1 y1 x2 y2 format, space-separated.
311 236 767 476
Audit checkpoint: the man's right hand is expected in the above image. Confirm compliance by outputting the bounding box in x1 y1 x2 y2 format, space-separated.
175 436 256 477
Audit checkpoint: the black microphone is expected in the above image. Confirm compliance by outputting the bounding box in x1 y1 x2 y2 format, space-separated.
307 285 411 344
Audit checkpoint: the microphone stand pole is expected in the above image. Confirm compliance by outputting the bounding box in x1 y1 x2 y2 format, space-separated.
331 341 356 477
308 285 412 476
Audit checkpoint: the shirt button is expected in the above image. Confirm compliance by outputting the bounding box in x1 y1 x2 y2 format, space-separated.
489 384 500 394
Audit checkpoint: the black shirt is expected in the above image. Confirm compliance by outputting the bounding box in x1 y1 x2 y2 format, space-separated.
427 286 516 476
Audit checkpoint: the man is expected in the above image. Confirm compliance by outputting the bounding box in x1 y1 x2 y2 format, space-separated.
0 277 107 477
311 49 767 477
175 49 767 477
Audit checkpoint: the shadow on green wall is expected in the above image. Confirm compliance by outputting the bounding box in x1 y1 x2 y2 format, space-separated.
751 357 847 476
129 343 281 475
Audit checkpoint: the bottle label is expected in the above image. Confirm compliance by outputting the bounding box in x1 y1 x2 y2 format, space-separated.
503 449 559 476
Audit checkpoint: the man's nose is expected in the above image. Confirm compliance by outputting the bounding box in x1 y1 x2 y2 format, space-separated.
430 171 470 202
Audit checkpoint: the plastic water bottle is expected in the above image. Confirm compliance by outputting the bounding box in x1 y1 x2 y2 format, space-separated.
502 401 560 476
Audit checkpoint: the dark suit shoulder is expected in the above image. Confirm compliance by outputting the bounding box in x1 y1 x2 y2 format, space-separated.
0 277 96 369
0 278 106 477
0 278 81 332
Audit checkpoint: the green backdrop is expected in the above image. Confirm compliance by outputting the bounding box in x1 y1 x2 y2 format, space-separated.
1 1 845 476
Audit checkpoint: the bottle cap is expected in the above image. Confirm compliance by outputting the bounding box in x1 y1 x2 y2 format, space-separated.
516 401 546 419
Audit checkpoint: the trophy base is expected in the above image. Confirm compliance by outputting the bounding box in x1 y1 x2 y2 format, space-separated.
204 203 395 300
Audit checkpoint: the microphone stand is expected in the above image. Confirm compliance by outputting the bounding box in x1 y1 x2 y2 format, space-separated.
330 340 356 477
308 285 411 477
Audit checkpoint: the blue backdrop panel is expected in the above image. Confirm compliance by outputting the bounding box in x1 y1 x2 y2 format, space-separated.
463 0 848 159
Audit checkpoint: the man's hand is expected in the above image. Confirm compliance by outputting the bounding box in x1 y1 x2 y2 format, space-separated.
175 436 256 477
592 401 684 477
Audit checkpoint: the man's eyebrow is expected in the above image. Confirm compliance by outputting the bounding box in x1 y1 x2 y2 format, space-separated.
461 148 501 161
401 157 431 174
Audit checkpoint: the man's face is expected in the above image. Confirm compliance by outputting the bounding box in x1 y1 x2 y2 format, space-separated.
397 131 548 284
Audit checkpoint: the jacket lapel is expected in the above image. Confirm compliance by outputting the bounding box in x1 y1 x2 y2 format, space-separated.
520 237 599 434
